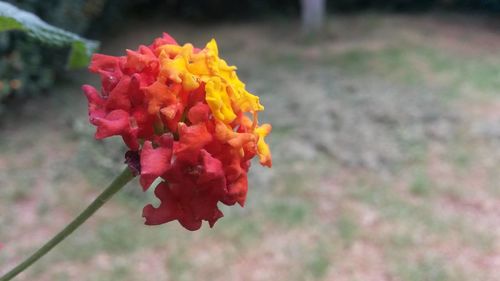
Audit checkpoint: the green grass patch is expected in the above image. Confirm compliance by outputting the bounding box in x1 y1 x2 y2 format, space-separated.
324 44 500 99
304 243 330 280
0 165 38 202
349 179 495 254
85 263 133 281
397 132 428 166
167 247 192 281
410 169 433 197
336 212 359 247
96 219 145 254
324 47 421 85
265 199 309 227
387 231 417 250
349 183 448 233
54 216 176 263
212 212 263 246
392 256 467 281
262 52 303 70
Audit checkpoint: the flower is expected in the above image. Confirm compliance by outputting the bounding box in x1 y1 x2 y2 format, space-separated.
83 33 272 230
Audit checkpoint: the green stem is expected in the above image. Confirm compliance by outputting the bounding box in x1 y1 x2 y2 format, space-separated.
0 167 134 281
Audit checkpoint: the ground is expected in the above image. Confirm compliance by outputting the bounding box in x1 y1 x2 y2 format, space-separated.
1 14 500 281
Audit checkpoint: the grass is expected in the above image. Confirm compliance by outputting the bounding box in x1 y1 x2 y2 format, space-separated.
392 255 468 281
212 213 263 246
167 247 192 281
85 263 134 281
409 169 433 197
348 179 494 254
303 242 330 280
2 14 500 281
265 199 309 227
336 211 359 247
326 44 500 99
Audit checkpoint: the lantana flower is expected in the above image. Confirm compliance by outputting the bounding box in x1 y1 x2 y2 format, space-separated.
82 33 272 231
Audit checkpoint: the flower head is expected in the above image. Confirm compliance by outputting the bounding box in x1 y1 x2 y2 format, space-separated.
83 33 272 230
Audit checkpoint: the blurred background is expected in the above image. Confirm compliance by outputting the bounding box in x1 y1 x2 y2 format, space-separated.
1 0 500 280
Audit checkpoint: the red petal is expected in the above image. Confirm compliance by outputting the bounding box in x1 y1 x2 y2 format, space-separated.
175 122 213 163
106 75 132 111
162 33 178 45
143 81 179 115
129 74 145 106
132 108 155 139
89 54 125 95
122 130 139 151
223 175 248 207
187 102 210 124
160 103 185 132
145 149 227 230
143 182 181 225
82 85 105 120
93 110 130 139
124 46 157 72
89 54 121 73
197 150 225 184
150 33 179 50
178 216 203 231
208 209 224 228
140 134 174 190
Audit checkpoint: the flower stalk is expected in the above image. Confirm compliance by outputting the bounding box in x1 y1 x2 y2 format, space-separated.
0 167 134 281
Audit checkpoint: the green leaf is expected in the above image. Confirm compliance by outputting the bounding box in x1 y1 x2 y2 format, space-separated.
0 1 99 69
0 16 23 32
68 41 92 69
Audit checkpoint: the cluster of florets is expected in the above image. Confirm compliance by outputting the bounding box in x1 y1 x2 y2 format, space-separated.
82 33 271 230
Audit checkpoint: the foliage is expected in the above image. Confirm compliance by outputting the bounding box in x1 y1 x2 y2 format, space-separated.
0 0 109 112
326 0 500 12
129 0 500 20
0 1 98 69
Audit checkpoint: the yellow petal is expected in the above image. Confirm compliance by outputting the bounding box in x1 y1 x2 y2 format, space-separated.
254 123 272 167
205 77 237 124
